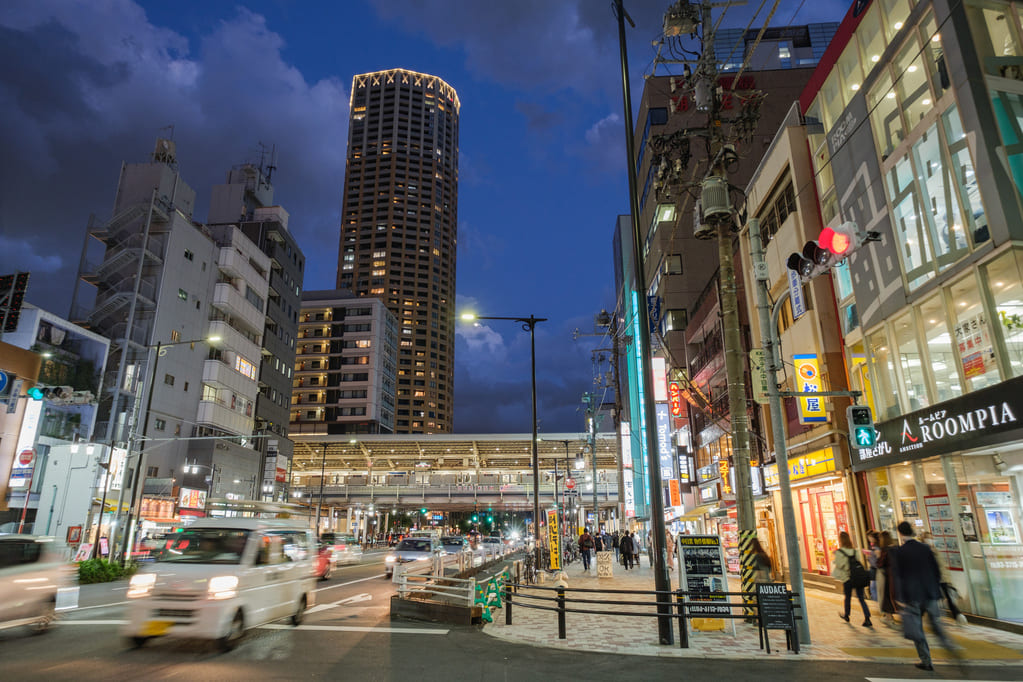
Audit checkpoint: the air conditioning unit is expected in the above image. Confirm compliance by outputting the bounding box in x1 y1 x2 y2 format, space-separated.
701 176 731 223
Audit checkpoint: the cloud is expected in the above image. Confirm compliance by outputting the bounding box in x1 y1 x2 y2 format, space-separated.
0 1 348 313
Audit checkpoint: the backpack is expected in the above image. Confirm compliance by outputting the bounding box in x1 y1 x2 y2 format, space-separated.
847 551 871 588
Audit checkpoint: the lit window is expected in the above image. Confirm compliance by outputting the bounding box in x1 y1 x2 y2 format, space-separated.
235 355 257 381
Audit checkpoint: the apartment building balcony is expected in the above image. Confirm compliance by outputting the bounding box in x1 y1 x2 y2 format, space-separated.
689 331 724 382
212 281 264 336
217 246 268 294
196 398 253 436
206 319 261 364
203 358 258 396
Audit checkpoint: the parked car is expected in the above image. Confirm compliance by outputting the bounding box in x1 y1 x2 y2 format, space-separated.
123 518 317 650
0 535 75 635
384 536 441 578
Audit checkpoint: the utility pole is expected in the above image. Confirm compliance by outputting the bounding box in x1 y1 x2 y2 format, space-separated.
582 393 600 528
651 0 762 610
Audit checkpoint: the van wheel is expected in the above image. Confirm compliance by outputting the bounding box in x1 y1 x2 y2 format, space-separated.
218 610 245 651
128 636 151 649
291 595 307 626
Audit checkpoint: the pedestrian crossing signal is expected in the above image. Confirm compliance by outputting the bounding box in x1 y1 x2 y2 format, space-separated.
847 405 876 448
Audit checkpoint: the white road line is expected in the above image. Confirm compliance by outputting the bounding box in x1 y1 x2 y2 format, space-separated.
262 624 448 634
61 620 448 635
307 592 373 614
312 573 386 593
866 679 1002 682
72 600 131 611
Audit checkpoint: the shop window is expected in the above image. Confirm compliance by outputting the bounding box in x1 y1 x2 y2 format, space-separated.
887 154 934 289
837 35 864 95
820 70 845 130
920 293 961 402
943 105 989 246
880 0 913 44
920 14 951 97
894 42 932 131
858 5 887 79
949 272 1001 392
985 249 1023 378
893 309 929 410
868 73 903 160
910 123 970 270
965 1 1023 79
867 327 900 421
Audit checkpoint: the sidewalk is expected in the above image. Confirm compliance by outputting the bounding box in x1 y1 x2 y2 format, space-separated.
483 558 1023 667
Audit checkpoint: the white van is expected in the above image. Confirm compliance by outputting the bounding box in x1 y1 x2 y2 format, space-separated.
123 518 316 650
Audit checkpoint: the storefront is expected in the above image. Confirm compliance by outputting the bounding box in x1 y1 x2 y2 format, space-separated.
765 445 852 576
852 375 1023 623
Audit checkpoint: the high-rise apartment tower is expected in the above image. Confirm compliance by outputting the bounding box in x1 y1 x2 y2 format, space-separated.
336 69 459 434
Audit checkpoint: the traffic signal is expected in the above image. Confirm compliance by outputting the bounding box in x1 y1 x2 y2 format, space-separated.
0 272 30 333
787 223 878 282
420 507 427 514
847 405 877 448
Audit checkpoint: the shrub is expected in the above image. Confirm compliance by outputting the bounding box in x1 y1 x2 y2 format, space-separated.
78 558 137 584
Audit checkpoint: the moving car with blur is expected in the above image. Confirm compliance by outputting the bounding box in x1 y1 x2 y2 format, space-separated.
440 535 469 556
384 536 441 578
123 518 316 650
480 536 506 558
315 534 363 579
0 535 75 634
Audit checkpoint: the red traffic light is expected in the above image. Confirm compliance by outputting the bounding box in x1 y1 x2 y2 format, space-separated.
818 222 860 257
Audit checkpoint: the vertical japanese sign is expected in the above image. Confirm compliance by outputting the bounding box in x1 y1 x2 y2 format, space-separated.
547 509 561 570
793 354 827 423
656 403 674 480
668 381 684 416
652 357 668 402
788 269 807 320
669 479 682 507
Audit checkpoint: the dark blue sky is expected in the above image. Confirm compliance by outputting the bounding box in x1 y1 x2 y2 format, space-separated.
0 0 850 434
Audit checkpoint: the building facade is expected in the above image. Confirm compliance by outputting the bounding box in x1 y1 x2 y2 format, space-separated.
335 69 459 434
209 163 304 502
290 290 398 436
70 139 272 546
798 0 1023 623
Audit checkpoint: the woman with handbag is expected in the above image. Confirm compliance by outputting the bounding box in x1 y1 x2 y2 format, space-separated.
832 531 873 627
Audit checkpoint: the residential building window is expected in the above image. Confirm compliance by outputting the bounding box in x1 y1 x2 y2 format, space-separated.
170 330 181 342
147 466 159 477
178 288 188 301
154 418 166 430
163 374 175 386
184 249 194 261
985 249 1023 379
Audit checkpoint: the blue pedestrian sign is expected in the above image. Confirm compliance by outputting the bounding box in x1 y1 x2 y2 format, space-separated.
0 371 8 395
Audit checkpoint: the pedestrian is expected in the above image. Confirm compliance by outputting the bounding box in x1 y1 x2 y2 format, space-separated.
832 530 873 627
751 538 772 583
876 530 898 627
919 531 968 625
619 531 633 569
579 527 595 571
612 531 620 562
631 531 641 568
666 529 675 566
891 521 959 671
865 530 880 601
594 531 605 553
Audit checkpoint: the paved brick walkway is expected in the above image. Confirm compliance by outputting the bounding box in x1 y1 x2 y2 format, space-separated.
482 558 1023 668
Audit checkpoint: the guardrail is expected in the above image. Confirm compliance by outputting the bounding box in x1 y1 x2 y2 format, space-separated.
502 584 802 653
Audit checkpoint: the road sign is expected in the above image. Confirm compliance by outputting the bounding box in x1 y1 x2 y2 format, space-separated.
0 370 8 395
565 478 576 490
18 448 34 466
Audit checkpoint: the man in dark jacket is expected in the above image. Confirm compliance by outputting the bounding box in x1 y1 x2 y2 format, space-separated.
579 528 595 570
890 521 957 671
619 531 633 570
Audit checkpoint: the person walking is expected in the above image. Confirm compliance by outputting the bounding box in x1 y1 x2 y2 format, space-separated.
612 531 620 562
832 530 873 627
920 531 968 625
876 530 898 628
891 521 959 671
666 529 676 566
619 531 633 570
631 531 641 568
865 530 880 602
751 538 773 583
579 527 595 571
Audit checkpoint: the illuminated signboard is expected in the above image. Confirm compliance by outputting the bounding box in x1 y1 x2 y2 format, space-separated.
652 357 668 402
620 422 633 469
793 354 827 424
178 487 208 510
668 381 683 416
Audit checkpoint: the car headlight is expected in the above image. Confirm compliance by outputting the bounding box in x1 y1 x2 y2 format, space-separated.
385 555 397 563
127 573 156 598
208 575 239 600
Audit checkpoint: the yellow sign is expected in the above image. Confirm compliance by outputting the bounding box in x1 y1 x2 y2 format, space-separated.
547 509 561 571
764 447 836 486
793 354 827 424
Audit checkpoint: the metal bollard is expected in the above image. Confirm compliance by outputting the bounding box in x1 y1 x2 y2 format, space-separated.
676 590 689 649
505 584 513 625
557 586 566 640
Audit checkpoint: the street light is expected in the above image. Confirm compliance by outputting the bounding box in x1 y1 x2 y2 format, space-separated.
118 334 221 563
460 312 547 571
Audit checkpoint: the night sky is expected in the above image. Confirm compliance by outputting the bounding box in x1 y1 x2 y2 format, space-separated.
0 0 850 434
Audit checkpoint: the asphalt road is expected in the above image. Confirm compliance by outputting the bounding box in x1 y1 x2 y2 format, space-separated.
3 554 1023 681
